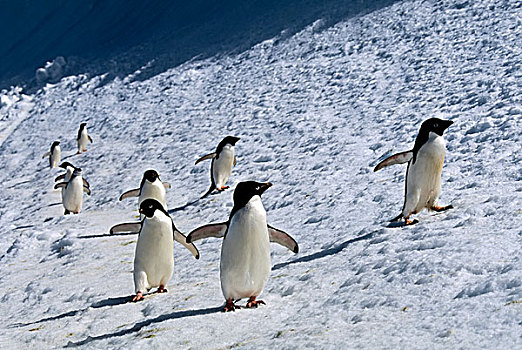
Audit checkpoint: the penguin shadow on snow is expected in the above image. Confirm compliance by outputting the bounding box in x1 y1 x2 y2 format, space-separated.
272 231 375 271
77 231 138 239
65 305 223 347
9 295 132 328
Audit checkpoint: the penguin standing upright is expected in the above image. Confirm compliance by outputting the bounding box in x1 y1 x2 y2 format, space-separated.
119 169 171 210
110 199 200 302
187 181 298 312
195 136 240 198
42 141 61 168
54 168 91 215
77 123 93 154
374 117 454 225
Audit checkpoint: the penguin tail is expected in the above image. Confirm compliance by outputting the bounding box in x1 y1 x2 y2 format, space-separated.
200 185 216 199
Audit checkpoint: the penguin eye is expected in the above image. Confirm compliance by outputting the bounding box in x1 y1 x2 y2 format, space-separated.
433 123 439 128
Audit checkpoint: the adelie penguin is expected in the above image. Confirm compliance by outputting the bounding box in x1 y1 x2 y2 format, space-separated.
77 122 93 154
42 141 61 168
374 117 454 225
119 169 171 210
195 136 240 198
110 199 200 302
187 181 298 312
54 168 91 215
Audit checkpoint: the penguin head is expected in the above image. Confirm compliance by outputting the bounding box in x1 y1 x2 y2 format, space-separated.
80 122 87 130
52 141 60 147
222 136 240 146
420 118 453 137
216 136 240 153
72 168 82 176
143 169 159 183
139 198 165 218
59 161 74 170
233 181 272 207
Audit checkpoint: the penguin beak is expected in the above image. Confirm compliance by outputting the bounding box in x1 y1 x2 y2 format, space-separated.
259 182 272 194
139 208 144 214
443 120 454 130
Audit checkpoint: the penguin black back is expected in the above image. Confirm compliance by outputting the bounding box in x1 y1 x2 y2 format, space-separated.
77 123 87 140
51 141 60 151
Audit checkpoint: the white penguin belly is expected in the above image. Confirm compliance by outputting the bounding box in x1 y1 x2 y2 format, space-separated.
50 147 61 168
139 181 167 209
213 148 234 188
63 177 83 213
78 131 89 150
220 197 271 300
403 136 446 216
134 216 174 291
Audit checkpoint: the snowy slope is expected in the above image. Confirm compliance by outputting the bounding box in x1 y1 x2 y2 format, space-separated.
0 0 521 348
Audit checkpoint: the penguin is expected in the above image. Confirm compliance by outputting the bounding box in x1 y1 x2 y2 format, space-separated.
195 136 240 198
54 162 90 188
119 169 171 210
374 117 454 225
186 181 298 312
42 141 61 168
77 122 93 154
110 199 200 302
54 168 91 215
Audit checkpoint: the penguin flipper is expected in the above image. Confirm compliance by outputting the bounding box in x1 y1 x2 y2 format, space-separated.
83 178 90 188
55 173 66 182
195 152 216 165
186 222 227 243
119 189 140 201
88 135 93 143
110 222 141 234
268 225 299 253
162 182 171 189
233 156 237 166
42 151 50 159
83 186 91 195
173 227 200 259
54 182 67 190
374 151 413 172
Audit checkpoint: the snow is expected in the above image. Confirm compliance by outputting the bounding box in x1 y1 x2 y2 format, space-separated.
0 0 521 348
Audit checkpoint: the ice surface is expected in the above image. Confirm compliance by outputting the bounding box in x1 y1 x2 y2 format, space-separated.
0 0 521 349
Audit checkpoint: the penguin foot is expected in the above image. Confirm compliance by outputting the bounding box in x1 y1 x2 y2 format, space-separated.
223 299 240 312
156 285 168 294
246 297 265 309
131 292 144 302
431 205 453 212
217 186 229 192
64 210 71 215
404 218 419 226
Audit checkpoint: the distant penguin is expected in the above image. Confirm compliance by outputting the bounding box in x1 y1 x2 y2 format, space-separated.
55 162 90 188
77 123 93 153
187 181 298 311
42 141 61 168
119 169 171 210
54 168 91 215
110 199 199 302
195 136 240 198
374 118 454 225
